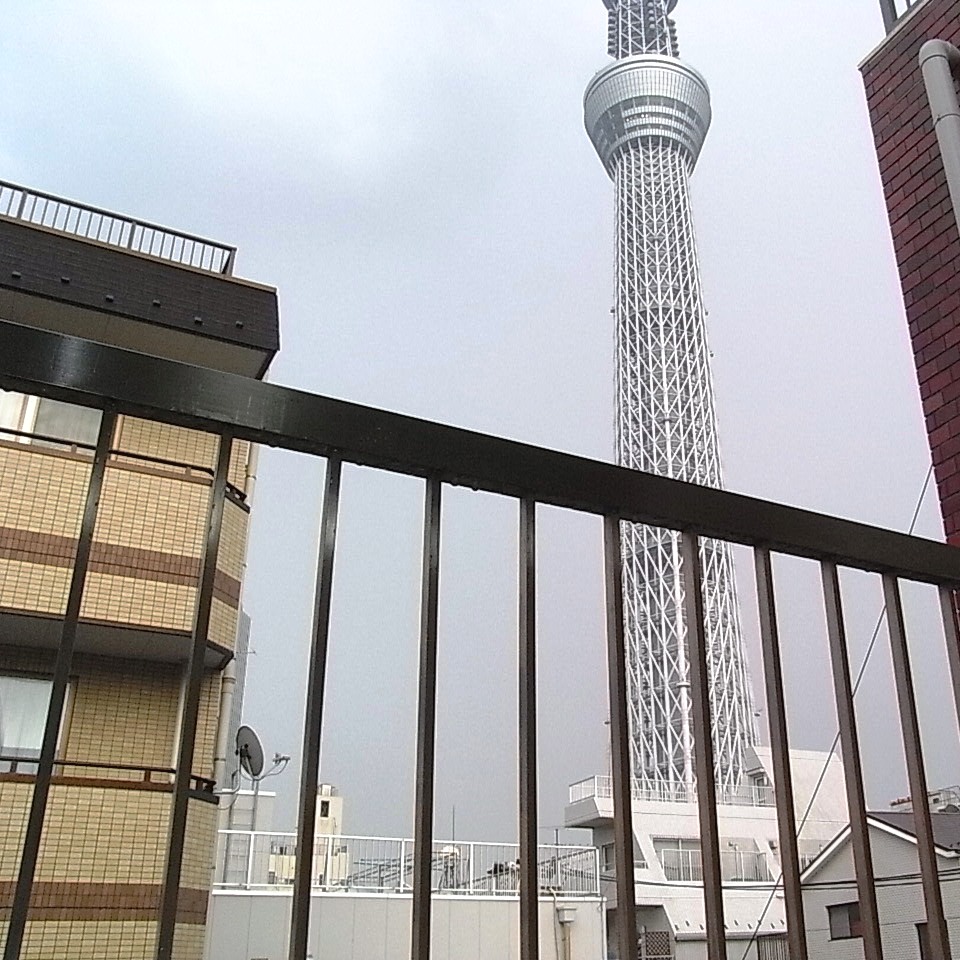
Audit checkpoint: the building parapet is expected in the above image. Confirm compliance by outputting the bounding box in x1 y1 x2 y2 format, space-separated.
568 774 775 808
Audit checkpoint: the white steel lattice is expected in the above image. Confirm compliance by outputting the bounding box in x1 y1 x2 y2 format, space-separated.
587 0 758 795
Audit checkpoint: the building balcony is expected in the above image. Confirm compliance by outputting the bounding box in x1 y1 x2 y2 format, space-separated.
0 421 248 666
568 774 775 810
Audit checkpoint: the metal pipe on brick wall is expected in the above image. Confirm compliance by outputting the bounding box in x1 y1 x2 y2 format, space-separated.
920 40 960 237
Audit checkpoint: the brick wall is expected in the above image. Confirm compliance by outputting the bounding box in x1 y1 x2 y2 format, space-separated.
862 0 960 542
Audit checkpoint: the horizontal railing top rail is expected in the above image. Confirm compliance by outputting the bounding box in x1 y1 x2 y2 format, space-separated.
0 423 247 502
1 321 958 586
0 180 236 275
0 754 215 792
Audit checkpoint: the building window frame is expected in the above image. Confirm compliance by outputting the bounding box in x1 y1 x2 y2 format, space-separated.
827 901 863 940
0 390 102 448
0 671 73 773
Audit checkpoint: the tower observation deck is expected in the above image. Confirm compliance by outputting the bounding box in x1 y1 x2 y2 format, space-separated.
584 0 758 794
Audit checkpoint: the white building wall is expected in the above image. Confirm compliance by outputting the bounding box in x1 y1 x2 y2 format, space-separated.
802 826 960 959
204 892 606 960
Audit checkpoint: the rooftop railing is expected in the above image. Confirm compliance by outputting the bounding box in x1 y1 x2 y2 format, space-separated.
0 179 236 275
569 774 775 808
214 831 600 897
880 0 924 33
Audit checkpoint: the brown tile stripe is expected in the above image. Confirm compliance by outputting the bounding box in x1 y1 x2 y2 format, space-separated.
0 526 240 607
0 882 208 924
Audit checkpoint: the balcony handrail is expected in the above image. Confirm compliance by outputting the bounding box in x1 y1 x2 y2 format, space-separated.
3 323 957 587
569 774 775 807
0 753 215 792
660 846 772 883
0 179 236 275
0 423 247 502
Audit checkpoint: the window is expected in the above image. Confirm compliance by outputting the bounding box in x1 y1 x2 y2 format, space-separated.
918 922 931 960
0 392 101 447
319 800 330 818
0 675 53 772
33 398 101 447
828 902 862 940
0 390 24 434
602 843 615 873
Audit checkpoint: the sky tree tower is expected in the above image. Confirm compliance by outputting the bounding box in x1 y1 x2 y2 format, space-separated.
584 0 758 795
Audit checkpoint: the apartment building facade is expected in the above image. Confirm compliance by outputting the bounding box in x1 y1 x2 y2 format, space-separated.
0 181 278 959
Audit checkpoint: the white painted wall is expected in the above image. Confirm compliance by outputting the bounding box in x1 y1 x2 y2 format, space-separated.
204 892 607 960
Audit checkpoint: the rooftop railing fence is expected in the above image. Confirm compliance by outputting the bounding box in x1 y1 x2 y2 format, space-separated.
214 831 600 897
3 319 960 960
880 0 923 33
0 180 236 276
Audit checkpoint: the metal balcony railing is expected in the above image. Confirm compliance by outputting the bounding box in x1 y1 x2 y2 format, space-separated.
0 180 235 275
214 831 600 897
0 754 214 794
880 0 924 33
568 774 775 808
3 320 960 960
659 847 772 884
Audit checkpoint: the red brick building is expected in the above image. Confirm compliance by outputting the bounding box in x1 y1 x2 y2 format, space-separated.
861 0 960 542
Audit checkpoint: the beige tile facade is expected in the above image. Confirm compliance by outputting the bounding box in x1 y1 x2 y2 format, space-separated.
0 424 250 651
0 410 256 960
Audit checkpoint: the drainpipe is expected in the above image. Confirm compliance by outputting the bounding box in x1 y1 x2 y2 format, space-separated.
556 904 576 960
212 656 237 788
920 40 960 235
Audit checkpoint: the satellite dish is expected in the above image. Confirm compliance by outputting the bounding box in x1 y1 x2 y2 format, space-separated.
237 724 264 779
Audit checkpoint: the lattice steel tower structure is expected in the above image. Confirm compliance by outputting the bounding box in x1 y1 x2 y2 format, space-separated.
584 0 758 794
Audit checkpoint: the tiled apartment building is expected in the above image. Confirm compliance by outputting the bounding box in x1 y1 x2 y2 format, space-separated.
0 182 278 958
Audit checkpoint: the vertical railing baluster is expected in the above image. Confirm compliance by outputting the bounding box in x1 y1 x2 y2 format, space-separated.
938 586 960 741
287 457 343 960
883 574 952 959
820 561 884 959
679 531 725 960
411 477 442 960
156 432 232 960
754 547 807 959
602 516 639 960
3 409 116 960
518 498 539 960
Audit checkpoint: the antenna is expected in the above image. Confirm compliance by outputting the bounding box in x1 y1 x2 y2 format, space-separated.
237 724 265 779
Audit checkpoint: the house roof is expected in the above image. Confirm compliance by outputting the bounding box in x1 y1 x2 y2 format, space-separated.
801 812 960 883
871 811 960 852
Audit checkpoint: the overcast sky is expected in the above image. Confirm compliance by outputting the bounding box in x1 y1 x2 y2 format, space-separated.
3 0 956 841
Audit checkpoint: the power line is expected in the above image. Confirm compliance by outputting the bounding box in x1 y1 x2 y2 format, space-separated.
737 462 935 958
